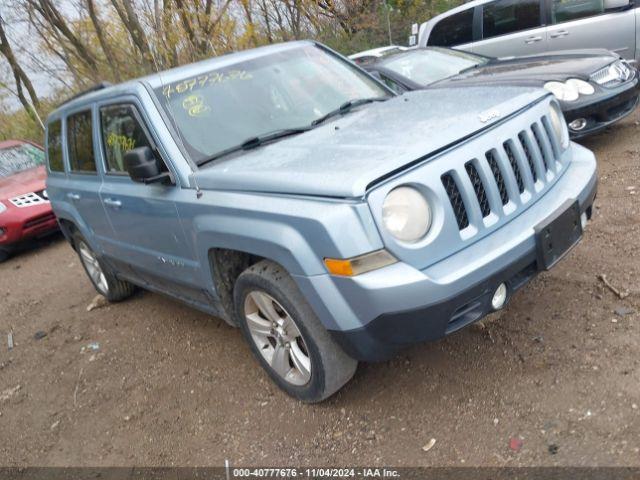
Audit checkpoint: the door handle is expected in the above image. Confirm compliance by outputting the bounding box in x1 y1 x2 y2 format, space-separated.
67 193 80 201
103 198 122 209
525 36 543 44
550 30 569 39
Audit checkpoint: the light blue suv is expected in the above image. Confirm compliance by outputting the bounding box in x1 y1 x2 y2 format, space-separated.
46 41 597 402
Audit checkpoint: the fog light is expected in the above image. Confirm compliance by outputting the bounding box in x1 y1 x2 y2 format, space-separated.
569 118 588 131
491 283 508 310
581 212 588 230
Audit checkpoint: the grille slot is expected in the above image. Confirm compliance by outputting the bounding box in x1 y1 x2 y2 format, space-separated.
486 151 509 206
531 123 552 172
441 173 469 230
518 132 538 183
503 142 525 194
465 161 491 218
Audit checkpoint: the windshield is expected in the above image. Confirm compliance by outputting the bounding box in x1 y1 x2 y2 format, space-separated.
0 144 45 177
382 48 489 86
154 44 390 165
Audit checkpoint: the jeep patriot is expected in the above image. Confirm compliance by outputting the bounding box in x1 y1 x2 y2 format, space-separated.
46 41 597 402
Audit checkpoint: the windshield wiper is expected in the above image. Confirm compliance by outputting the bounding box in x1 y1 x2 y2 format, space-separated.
197 127 312 166
311 97 389 127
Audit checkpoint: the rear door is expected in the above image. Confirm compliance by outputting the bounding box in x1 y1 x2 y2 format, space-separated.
426 8 476 52
96 100 205 304
64 108 114 247
547 0 636 61
474 0 549 57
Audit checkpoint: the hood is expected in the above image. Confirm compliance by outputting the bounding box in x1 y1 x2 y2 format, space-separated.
436 50 619 88
0 166 47 200
194 86 548 198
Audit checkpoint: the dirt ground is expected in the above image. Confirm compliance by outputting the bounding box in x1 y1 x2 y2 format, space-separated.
0 111 639 468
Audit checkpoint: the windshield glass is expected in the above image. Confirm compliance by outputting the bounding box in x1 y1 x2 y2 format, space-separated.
154 44 390 165
382 48 489 86
0 144 45 177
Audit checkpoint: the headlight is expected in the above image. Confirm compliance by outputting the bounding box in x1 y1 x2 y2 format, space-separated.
544 78 594 101
382 186 431 242
549 102 570 150
591 60 633 87
0 201 6 214
566 78 595 96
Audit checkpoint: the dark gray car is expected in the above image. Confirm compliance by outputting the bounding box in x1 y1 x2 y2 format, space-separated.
352 47 639 138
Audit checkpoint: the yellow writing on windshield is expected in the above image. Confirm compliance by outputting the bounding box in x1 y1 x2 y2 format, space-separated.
182 94 211 117
107 133 136 151
162 70 253 99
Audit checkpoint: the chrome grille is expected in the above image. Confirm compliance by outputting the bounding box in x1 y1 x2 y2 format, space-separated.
442 115 561 231
9 191 49 208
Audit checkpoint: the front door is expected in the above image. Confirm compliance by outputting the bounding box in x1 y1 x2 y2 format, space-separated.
96 102 205 304
474 0 548 57
547 0 636 61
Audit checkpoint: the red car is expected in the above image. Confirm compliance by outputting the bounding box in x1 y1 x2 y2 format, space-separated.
0 140 58 262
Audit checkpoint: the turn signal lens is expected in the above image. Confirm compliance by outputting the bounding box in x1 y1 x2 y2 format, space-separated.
324 250 397 277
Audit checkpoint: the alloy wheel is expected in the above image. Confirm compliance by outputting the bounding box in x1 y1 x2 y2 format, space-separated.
244 290 312 386
78 241 109 295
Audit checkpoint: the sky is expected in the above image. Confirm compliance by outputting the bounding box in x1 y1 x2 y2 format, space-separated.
0 0 76 110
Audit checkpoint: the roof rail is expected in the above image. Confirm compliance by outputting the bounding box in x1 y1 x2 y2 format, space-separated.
59 82 113 107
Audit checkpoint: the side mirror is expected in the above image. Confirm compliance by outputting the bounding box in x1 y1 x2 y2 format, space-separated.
124 146 171 185
604 0 630 10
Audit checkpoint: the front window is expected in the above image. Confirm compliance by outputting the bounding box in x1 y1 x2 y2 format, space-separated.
381 49 489 86
0 143 45 178
551 0 604 24
154 45 389 165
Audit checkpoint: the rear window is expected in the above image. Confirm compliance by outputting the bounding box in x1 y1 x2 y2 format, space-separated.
67 110 97 173
0 143 45 177
552 0 604 23
47 120 64 172
483 0 542 39
428 9 475 47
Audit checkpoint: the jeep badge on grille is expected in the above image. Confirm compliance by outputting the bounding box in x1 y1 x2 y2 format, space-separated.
479 109 501 123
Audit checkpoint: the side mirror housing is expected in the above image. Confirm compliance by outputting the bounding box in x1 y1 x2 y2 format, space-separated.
604 0 631 10
124 146 172 185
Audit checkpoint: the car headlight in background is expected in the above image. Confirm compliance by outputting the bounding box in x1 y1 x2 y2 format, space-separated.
549 102 570 150
0 201 6 214
382 186 431 243
591 59 633 87
544 79 594 102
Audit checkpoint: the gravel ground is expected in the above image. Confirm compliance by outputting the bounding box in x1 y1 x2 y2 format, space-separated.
0 111 638 467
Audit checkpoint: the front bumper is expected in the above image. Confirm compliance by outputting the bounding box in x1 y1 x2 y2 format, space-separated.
293 144 597 362
0 203 58 249
563 78 640 139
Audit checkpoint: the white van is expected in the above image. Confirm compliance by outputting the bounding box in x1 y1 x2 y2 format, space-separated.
418 0 638 63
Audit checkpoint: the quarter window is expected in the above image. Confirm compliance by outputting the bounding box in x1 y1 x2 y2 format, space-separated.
100 104 152 174
47 120 64 172
67 111 97 173
482 0 541 40
551 0 604 24
428 9 474 47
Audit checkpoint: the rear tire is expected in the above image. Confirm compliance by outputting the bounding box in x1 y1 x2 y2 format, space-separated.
234 260 357 403
72 231 136 302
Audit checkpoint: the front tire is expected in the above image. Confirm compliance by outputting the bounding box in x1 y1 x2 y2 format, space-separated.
0 247 9 263
234 260 357 403
72 231 136 302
